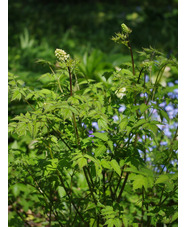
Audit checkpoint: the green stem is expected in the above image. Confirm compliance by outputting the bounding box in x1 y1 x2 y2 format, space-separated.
150 64 167 102
23 164 49 204
48 141 54 159
105 171 115 200
117 172 129 202
127 42 141 122
86 166 95 189
158 186 178 206
110 184 115 201
50 124 73 151
67 65 96 218
137 67 144 83
67 66 80 146
10 200 32 227
49 65 63 93
159 185 165 205
57 77 63 93
56 170 88 226
24 165 64 225
114 133 134 200
102 170 106 203
72 113 80 146
83 167 97 205
114 165 125 196
128 42 135 76
159 126 178 174
22 96 36 111
68 66 73 96
141 186 145 226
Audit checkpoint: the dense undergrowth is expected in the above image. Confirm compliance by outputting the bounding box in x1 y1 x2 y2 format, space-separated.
9 1 178 226
8 20 178 226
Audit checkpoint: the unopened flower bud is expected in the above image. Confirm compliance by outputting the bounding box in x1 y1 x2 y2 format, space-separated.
121 23 131 34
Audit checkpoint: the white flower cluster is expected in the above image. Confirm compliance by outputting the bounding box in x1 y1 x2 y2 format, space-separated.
55 49 70 62
116 87 126 99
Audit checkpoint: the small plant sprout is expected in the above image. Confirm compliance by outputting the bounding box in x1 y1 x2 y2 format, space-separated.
112 23 135 75
112 23 132 47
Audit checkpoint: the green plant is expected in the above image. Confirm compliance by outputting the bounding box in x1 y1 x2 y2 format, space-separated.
20 28 35 49
9 24 178 226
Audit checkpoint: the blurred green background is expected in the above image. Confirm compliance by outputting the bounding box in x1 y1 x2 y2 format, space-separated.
9 0 178 81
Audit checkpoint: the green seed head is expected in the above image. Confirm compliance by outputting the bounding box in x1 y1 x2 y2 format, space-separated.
55 49 70 62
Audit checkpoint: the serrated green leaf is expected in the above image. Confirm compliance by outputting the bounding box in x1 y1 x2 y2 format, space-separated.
62 108 72 119
95 162 102 177
159 109 170 122
68 96 79 105
84 154 99 165
17 122 27 136
40 89 51 95
107 140 113 152
46 159 58 171
170 211 178 223
83 87 91 94
126 126 132 136
119 118 128 131
25 93 34 100
98 118 108 130
101 159 111 169
78 80 89 85
130 174 148 190
57 186 66 198
143 123 158 135
12 184 20 197
72 153 83 161
101 206 114 214
85 202 96 211
139 103 149 113
155 174 170 184
105 219 115 227
51 135 58 143
27 122 33 135
120 68 133 76
95 144 107 157
68 106 79 115
17 80 25 85
78 157 87 169
33 121 40 138
93 132 108 141
110 159 121 176
11 89 22 101
88 110 97 117
114 219 122 227
133 119 147 129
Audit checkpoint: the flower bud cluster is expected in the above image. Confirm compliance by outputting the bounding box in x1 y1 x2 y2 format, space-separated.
55 49 70 62
121 23 132 34
112 23 132 47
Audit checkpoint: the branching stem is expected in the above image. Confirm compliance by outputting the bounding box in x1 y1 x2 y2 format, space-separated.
56 170 88 226
117 172 129 202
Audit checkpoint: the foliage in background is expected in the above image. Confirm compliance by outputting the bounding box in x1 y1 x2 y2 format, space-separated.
9 24 178 226
9 0 178 77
